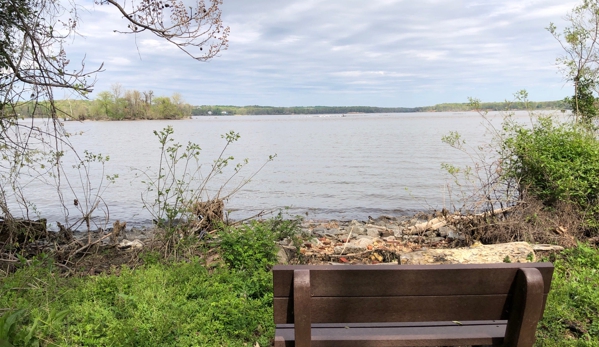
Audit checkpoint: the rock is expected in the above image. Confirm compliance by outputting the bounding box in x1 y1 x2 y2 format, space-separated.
276 246 297 264
393 227 404 237
313 227 326 235
327 228 342 235
353 238 375 248
276 246 289 264
366 227 381 238
386 224 400 232
380 229 394 238
399 242 536 265
425 237 446 244
438 226 454 237
447 229 465 240
346 222 366 235
118 239 143 250
334 244 367 255
336 234 351 242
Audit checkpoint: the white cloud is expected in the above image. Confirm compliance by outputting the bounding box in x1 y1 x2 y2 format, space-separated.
64 0 579 107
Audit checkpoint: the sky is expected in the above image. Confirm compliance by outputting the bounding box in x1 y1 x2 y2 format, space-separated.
66 0 581 107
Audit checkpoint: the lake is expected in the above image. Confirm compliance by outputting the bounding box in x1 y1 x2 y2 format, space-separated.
7 111 557 229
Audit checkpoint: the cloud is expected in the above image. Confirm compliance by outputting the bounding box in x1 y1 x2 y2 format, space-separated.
64 0 582 107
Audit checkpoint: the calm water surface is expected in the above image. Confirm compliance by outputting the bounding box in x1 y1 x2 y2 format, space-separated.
11 111 553 229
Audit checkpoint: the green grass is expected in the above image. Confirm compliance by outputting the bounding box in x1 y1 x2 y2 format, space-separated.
536 243 599 346
1 219 598 346
1 259 274 346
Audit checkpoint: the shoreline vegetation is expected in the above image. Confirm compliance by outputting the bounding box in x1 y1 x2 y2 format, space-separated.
10 92 567 120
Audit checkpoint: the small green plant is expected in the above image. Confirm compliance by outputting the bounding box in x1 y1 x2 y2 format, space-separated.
503 255 512 263
219 222 279 272
136 126 275 235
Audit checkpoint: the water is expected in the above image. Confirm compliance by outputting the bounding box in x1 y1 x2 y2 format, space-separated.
5 111 554 229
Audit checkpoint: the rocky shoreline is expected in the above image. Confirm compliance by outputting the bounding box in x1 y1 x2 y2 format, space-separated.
81 212 565 266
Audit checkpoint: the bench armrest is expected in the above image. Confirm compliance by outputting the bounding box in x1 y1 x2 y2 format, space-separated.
504 268 544 347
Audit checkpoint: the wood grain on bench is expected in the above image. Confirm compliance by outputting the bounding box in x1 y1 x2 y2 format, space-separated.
273 263 554 347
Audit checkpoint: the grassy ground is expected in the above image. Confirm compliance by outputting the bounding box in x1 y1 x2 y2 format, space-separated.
1 220 598 346
536 243 599 346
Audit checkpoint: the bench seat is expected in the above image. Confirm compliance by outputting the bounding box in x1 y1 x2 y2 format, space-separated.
276 321 508 346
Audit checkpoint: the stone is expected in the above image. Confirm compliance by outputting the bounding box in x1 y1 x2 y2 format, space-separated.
326 228 344 235
380 229 394 238
313 227 326 235
425 237 446 244
447 229 465 240
334 244 367 255
346 223 366 235
393 227 405 237
386 224 400 232
438 226 454 237
276 246 297 264
336 234 351 242
276 246 289 264
399 242 536 265
366 228 381 238
118 239 143 250
353 238 375 248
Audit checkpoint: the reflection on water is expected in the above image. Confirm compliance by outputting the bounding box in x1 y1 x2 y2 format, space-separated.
6 111 558 228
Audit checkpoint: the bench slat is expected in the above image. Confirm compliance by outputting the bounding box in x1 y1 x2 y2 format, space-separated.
273 263 554 297
275 321 506 347
274 294 548 324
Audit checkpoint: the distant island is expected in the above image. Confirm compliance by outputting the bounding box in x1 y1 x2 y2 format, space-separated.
192 100 568 116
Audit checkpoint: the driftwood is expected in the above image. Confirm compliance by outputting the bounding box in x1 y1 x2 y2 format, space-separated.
406 207 516 235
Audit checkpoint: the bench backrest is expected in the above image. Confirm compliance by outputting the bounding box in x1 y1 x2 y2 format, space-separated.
273 263 554 324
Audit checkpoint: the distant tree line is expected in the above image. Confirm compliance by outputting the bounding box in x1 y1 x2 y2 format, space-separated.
10 97 567 120
193 100 568 116
420 100 568 112
192 105 418 115
11 84 192 120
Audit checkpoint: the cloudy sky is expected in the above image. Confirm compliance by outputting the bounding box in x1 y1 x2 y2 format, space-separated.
68 0 579 107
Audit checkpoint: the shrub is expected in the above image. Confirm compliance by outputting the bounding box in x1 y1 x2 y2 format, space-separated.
504 117 599 208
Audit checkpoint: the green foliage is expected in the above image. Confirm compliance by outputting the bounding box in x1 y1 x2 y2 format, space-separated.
138 126 275 234
548 0 599 125
503 117 599 215
537 243 599 345
566 77 598 126
0 259 274 346
219 212 301 272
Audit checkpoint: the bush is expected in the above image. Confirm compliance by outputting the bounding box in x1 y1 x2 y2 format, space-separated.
219 212 301 272
504 117 599 210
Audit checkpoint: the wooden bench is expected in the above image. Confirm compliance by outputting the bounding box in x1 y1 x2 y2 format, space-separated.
273 263 554 347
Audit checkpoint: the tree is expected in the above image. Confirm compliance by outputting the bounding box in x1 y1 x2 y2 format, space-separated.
548 0 599 124
0 0 229 228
